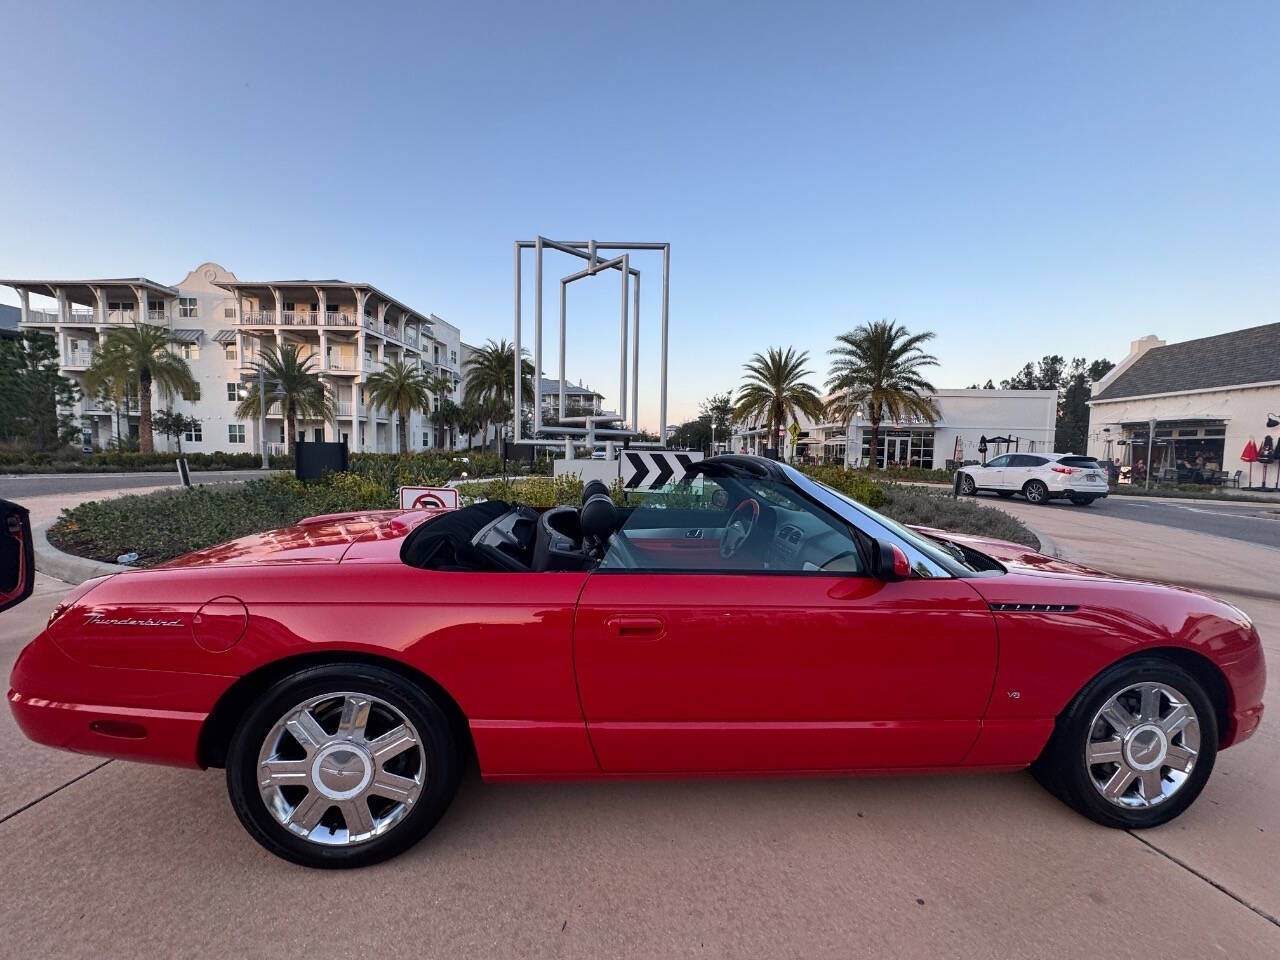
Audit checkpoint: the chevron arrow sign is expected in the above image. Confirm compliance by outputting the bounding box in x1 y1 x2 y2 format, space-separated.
621 451 704 490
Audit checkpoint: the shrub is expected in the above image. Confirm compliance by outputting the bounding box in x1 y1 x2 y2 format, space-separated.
878 483 1039 547
798 464 886 508
48 473 395 567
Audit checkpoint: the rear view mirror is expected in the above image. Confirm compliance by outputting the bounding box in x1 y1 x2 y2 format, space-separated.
0 499 35 614
873 537 911 581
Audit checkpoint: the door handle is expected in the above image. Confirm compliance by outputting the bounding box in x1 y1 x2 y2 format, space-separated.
606 615 666 640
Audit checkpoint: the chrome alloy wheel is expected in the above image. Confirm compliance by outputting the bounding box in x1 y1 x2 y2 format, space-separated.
1085 682 1200 809
257 692 425 846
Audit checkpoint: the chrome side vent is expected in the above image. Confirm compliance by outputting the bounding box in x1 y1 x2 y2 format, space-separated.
989 603 1080 614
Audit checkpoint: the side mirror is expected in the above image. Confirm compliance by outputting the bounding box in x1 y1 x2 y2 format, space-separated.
873 537 911 581
0 499 35 614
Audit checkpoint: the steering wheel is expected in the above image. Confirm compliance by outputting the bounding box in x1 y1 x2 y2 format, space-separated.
720 498 760 560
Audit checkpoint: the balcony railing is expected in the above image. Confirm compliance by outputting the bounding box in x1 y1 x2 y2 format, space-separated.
65 349 94 367
327 356 359 371
335 401 354 417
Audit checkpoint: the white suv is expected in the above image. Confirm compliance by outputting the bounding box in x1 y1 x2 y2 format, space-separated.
957 453 1109 506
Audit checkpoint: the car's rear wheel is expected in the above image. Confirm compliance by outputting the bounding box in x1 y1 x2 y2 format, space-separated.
1032 657 1217 829
1023 479 1050 504
226 663 460 868
959 473 977 495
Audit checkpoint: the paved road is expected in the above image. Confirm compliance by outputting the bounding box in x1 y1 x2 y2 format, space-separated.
968 490 1280 551
1 514 1277 957
0 469 275 500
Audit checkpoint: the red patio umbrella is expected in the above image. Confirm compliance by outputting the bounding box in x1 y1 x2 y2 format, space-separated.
1241 438 1259 488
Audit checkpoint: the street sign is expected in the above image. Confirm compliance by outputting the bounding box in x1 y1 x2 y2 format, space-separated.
788 422 801 441
621 451 703 490
399 486 460 511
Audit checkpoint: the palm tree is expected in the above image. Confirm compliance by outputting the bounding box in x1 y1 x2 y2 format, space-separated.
825 320 940 469
457 399 483 450
425 372 457 448
364 359 432 453
733 347 826 455
83 344 134 448
83 323 196 454
462 339 534 451
236 343 333 456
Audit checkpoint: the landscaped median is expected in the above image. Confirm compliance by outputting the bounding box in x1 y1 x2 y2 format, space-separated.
47 461 1038 569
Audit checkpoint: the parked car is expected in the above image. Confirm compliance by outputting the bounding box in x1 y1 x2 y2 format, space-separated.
8 456 1264 868
0 499 35 614
957 453 1109 505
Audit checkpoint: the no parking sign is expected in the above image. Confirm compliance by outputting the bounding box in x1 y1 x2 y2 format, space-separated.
398 486 460 511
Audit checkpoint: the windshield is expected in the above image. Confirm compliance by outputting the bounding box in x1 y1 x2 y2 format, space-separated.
783 466 969 577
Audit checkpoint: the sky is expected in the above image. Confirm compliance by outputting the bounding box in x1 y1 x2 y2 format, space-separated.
1 1 1277 431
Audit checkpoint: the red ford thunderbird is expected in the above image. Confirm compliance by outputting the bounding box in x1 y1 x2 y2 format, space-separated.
6 457 1265 868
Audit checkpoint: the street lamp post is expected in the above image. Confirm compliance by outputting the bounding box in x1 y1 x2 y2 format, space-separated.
257 360 269 469
1145 417 1156 491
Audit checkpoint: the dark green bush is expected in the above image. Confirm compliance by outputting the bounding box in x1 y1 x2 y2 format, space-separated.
48 473 394 567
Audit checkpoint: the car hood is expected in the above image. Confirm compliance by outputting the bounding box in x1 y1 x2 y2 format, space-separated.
162 509 439 568
909 525 1112 579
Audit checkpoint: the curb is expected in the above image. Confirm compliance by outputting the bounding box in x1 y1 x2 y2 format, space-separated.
34 521 134 585
1030 527 1060 558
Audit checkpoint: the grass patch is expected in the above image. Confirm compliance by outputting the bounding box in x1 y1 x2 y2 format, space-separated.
1108 483 1280 503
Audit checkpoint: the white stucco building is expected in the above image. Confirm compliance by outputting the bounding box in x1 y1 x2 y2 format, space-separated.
1087 325 1280 482
731 389 1058 469
2 262 463 454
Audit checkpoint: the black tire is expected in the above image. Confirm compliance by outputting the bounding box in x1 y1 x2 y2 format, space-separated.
959 473 977 495
226 663 461 868
1023 479 1050 504
1070 495 1094 506
996 491 1015 498
1031 656 1218 829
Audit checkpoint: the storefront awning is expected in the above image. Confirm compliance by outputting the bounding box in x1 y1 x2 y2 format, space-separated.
212 328 237 343
169 329 202 343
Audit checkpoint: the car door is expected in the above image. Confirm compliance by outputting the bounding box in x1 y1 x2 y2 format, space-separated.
0 499 35 614
973 454 1011 489
572 474 998 774
1008 454 1048 493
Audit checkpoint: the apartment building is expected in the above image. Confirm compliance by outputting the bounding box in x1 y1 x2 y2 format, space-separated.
2 262 462 454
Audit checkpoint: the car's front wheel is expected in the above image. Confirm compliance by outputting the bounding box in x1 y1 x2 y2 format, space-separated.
959 473 977 495
226 663 461 868
1032 657 1217 829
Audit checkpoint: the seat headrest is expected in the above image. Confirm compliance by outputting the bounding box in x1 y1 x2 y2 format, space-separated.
582 479 610 504
580 492 617 539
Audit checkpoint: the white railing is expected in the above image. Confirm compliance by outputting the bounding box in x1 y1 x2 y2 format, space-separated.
364 358 384 374
25 310 59 324
267 442 287 456
238 312 276 325
65 349 94 366
104 310 136 324
324 311 358 327
335 401 353 417
327 356 359 371
149 310 169 324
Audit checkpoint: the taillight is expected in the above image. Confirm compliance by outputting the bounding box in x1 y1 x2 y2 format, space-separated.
1051 465 1077 475
47 575 113 628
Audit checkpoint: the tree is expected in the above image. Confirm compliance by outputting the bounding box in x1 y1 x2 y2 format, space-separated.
425 372 457 448
236 343 333 456
998 354 1114 453
700 392 734 448
732 348 826 455
462 339 534 451
152 408 200 454
669 414 713 452
0 331 80 450
365 359 431 453
82 323 196 454
824 320 940 470
457 400 484 450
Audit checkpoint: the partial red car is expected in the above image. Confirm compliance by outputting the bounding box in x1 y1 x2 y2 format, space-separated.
8 456 1265 868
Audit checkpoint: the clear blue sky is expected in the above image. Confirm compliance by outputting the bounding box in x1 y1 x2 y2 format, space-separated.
2 1 1276 430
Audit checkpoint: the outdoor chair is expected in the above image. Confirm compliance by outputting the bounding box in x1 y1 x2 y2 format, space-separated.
1226 470 1242 489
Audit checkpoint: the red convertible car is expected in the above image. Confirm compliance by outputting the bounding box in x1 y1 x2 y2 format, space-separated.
7 456 1266 868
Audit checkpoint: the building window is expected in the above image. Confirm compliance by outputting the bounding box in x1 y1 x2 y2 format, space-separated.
178 297 198 319
107 301 128 312
228 424 245 444
278 425 286 443
181 343 200 361
224 345 237 361
450 349 457 365
183 382 201 402
224 306 235 318
184 423 203 443
226 382 241 402
423 431 430 447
